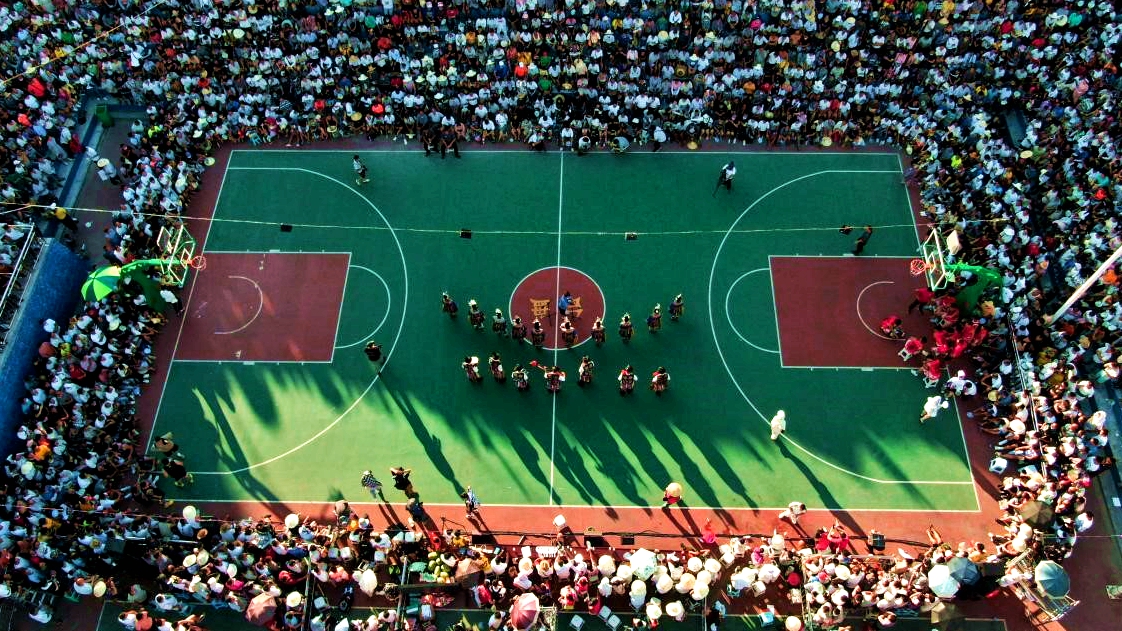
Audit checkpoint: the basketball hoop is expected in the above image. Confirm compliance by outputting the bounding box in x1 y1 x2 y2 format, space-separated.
189 255 207 271
910 258 929 277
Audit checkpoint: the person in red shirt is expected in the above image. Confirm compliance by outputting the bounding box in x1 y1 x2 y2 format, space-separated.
907 286 935 313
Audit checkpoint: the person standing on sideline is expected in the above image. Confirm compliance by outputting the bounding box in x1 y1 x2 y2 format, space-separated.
618 365 636 395
652 126 667 152
461 486 481 520
661 482 682 508
441 126 461 158
769 410 787 440
441 292 459 318
353 155 370 185
852 225 873 255
669 294 685 321
390 466 415 497
714 161 736 195
361 470 385 501
619 313 634 342
919 395 950 424
779 501 807 525
364 341 384 371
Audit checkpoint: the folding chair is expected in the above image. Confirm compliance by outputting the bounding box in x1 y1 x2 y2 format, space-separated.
606 615 622 631
570 615 585 631
597 607 612 622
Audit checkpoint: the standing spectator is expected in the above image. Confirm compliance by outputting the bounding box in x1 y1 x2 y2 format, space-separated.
361 470 385 501
770 410 787 441
390 466 415 497
462 486 481 520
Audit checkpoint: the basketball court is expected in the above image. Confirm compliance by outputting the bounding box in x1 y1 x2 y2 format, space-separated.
147 148 978 515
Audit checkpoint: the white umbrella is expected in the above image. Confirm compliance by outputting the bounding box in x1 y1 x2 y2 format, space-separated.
645 601 663 622
687 557 703 573
665 601 685 621
358 568 378 596
616 564 634 581
730 569 754 591
675 573 695 593
703 558 722 574
690 583 709 601
758 563 781 583
656 574 674 594
785 617 804 631
630 580 647 596
696 570 713 586
284 514 299 529
629 549 658 580
183 506 198 521
598 555 617 576
928 564 960 598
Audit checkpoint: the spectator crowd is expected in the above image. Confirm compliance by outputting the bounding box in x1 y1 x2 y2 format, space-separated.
0 0 1119 626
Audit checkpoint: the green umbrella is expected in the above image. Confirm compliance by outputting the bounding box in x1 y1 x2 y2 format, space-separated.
81 266 122 301
1035 560 1070 597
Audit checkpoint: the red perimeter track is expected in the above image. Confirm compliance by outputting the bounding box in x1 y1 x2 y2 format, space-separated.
132 143 1120 629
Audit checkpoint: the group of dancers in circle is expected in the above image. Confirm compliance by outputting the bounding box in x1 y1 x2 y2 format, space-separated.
443 292 683 396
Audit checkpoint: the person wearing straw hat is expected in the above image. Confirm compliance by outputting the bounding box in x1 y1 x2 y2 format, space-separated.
661 481 682 508
352 154 371 185
96 158 122 184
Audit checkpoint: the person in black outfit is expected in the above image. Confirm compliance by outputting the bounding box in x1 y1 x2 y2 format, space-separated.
441 126 460 158
852 225 874 255
364 341 384 372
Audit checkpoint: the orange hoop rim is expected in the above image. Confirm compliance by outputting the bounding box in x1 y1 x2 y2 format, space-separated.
189 255 207 270
909 258 929 276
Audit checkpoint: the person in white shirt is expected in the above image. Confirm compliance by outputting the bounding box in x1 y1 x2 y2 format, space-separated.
715 161 736 195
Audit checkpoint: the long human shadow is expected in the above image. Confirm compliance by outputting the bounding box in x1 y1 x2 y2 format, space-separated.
776 438 864 537
672 420 758 509
378 372 466 498
591 413 672 507
200 387 297 516
641 413 739 527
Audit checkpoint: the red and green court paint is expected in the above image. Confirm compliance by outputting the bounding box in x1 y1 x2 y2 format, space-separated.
509 266 606 350
176 252 349 362
769 255 932 367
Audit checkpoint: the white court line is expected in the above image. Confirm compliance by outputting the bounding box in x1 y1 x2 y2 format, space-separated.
724 269 779 354
898 152 924 250
326 252 354 363
200 250 355 255
188 498 982 513
506 265 607 352
213 275 264 335
193 166 409 475
335 265 393 349
234 148 901 157
708 169 973 486
856 281 896 341
147 163 232 454
549 152 564 506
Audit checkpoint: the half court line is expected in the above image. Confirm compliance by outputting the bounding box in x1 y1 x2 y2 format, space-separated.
549 151 564 506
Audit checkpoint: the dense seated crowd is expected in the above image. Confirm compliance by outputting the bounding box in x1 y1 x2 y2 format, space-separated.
0 0 1119 626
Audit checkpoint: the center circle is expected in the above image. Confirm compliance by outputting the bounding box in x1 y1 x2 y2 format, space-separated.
509 266 606 351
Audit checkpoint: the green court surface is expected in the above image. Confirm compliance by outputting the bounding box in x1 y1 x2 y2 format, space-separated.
152 149 977 512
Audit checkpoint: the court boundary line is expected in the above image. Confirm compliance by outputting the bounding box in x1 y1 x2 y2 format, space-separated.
145 163 232 454
708 168 975 488
724 268 780 354
234 149 902 157
898 152 924 250
335 265 393 349
187 498 982 512
183 165 409 475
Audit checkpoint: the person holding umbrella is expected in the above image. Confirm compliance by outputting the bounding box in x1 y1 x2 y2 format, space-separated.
662 482 683 508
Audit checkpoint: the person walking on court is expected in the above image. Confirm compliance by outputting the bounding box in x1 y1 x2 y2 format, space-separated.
557 291 573 318
560 318 577 347
462 356 482 383
669 294 685 321
662 482 683 508
511 364 530 391
713 161 736 196
647 305 662 333
488 351 505 382
578 356 595 386
511 316 526 343
852 225 873 255
650 366 670 395
468 300 485 330
492 309 508 336
364 341 384 372
353 155 371 185
779 501 807 525
530 319 546 349
442 292 459 319
162 456 194 488
461 486 481 520
361 470 386 501
769 410 787 441
619 313 634 343
919 395 950 424
591 316 606 346
390 466 415 497
617 365 636 395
